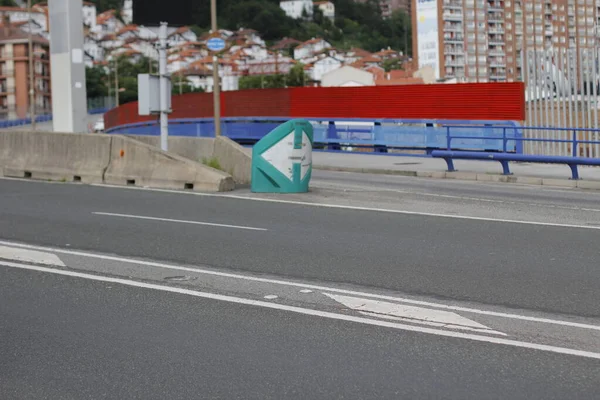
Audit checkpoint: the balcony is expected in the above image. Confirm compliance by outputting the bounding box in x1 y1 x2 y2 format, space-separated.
489 27 505 34
489 36 505 45
445 59 465 66
488 2 503 11
488 15 504 23
445 36 464 44
445 46 464 55
444 24 463 32
489 60 506 67
443 0 463 9
443 12 463 21
489 49 506 56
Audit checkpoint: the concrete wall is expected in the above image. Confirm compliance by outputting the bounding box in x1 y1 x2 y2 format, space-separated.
130 135 252 185
213 136 252 185
0 130 111 182
131 136 215 163
105 135 234 192
0 131 234 192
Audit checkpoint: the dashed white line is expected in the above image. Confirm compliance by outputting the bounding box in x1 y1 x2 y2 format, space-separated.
2 260 600 360
264 295 278 300
0 240 598 333
92 212 267 231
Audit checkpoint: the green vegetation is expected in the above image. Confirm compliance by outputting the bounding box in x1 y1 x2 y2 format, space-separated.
191 0 411 54
239 63 308 89
86 55 203 105
202 157 222 171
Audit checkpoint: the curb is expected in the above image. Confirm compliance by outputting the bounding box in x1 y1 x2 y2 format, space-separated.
313 165 600 190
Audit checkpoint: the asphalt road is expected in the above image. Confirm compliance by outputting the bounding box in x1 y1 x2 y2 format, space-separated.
2 266 599 400
2 175 600 398
1 177 599 317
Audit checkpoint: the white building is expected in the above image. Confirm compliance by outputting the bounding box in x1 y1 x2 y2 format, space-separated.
321 66 375 87
84 35 104 63
314 1 335 20
279 0 313 20
293 38 331 61
1 6 47 31
312 56 342 81
82 1 97 29
122 0 133 24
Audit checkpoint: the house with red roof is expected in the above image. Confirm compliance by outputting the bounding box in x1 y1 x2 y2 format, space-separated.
294 38 331 61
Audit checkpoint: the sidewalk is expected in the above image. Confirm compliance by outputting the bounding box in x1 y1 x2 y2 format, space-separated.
312 151 600 189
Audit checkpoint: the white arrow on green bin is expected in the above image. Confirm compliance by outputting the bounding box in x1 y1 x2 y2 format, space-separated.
251 119 314 193
261 130 312 181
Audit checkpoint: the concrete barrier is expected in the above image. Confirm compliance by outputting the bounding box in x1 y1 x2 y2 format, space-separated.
128 135 252 185
105 135 234 192
131 136 215 163
213 136 252 185
0 131 111 183
0 131 235 192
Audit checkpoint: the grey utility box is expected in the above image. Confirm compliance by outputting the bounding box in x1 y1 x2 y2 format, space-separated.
138 73 171 115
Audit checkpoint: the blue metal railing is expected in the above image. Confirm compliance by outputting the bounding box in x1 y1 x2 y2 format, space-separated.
445 125 600 157
0 108 109 129
105 117 522 155
434 126 600 179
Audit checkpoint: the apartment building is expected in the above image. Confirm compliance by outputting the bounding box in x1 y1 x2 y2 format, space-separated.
412 0 600 82
0 21 51 119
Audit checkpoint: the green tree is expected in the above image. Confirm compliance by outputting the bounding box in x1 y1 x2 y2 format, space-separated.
287 63 307 87
85 65 109 99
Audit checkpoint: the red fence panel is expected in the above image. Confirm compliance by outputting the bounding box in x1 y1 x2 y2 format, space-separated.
222 88 291 117
104 82 525 130
289 83 525 121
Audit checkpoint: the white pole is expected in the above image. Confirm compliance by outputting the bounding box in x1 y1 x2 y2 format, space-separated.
211 0 221 137
28 0 36 130
158 22 168 151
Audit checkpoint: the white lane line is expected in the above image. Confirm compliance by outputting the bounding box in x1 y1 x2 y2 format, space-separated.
0 245 65 267
2 260 599 360
312 181 600 213
324 293 506 336
300 289 313 294
264 295 278 300
92 212 267 231
89 184 600 230
81 183 600 230
1 240 599 333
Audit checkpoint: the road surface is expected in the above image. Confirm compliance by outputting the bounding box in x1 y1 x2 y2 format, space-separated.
1 172 599 398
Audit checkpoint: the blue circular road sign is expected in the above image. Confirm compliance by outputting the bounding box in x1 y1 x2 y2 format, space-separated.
207 37 226 52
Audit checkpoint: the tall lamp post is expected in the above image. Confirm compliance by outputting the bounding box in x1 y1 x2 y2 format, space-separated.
27 0 35 130
211 0 221 136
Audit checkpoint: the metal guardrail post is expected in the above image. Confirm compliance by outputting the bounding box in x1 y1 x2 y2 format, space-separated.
502 127 507 152
572 130 578 157
446 126 451 150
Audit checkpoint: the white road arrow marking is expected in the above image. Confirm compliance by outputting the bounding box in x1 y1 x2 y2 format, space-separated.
261 130 312 181
324 293 506 336
0 245 65 267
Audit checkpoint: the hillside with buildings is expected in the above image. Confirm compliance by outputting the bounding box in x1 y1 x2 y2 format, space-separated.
0 0 417 119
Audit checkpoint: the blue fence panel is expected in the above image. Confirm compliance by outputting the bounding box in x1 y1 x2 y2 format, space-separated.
105 117 523 155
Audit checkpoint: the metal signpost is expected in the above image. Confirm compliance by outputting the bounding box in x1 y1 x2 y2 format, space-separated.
137 22 171 151
251 119 313 193
209 0 222 137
